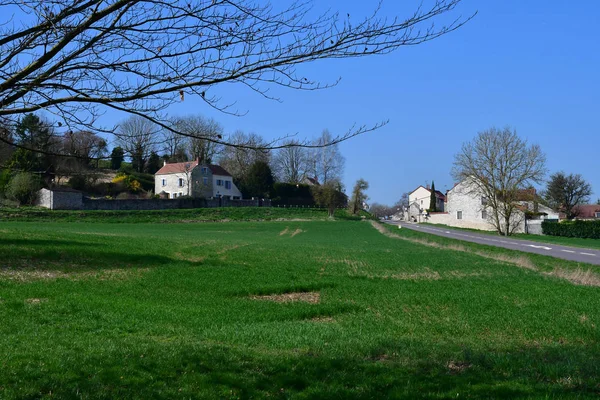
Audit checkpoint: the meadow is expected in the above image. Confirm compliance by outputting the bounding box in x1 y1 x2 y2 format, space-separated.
1 211 599 399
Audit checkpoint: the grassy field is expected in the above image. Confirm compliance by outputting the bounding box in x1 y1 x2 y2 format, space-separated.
0 206 354 223
421 222 600 250
1 215 599 398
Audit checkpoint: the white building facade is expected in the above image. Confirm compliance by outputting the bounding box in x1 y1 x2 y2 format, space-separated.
155 161 242 199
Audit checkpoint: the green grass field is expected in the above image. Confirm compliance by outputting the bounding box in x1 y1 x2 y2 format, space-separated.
1 214 599 398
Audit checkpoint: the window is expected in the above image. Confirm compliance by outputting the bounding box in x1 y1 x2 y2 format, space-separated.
595 212 600 218
203 177 208 185
161 179 166 186
420 200 423 205
216 179 223 186
481 196 488 205
481 210 487 220
170 193 176 199
225 181 231 190
179 192 183 197
202 167 208 175
457 211 463 220
178 178 184 187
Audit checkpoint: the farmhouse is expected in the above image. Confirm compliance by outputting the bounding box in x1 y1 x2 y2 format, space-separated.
155 160 242 199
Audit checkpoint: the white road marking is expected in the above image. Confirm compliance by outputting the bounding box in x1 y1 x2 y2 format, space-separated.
445 231 451 234
527 245 552 250
561 250 576 254
580 252 596 256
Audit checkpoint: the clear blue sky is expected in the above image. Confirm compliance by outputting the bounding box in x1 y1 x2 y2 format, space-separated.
103 0 600 204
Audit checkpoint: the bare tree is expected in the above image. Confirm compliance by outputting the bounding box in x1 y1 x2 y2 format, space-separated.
218 131 269 180
0 0 473 156
172 116 223 164
272 140 308 184
369 203 394 219
62 131 107 166
309 129 345 184
452 127 546 236
544 172 592 220
116 115 158 173
162 122 187 162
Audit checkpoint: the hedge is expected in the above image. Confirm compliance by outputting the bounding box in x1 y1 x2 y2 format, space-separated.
542 220 600 239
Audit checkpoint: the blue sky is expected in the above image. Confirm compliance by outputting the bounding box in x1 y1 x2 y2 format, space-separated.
103 0 600 204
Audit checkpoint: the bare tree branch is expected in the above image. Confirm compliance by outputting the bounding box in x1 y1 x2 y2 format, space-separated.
0 0 474 155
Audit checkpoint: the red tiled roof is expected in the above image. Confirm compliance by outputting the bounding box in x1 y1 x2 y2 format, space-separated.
573 204 600 219
208 164 232 177
409 185 446 200
155 160 199 175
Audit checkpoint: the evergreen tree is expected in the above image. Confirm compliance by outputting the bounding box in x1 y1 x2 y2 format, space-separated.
110 147 124 170
145 152 161 174
429 181 437 212
241 161 274 198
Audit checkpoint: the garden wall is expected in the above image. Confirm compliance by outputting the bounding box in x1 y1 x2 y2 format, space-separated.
37 188 271 210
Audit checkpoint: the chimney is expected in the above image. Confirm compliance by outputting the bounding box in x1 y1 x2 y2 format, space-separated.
163 160 167 166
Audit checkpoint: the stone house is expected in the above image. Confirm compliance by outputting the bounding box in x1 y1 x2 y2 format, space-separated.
426 179 525 233
154 161 242 199
426 179 558 234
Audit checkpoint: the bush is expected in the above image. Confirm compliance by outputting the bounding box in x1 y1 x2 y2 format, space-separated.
6 172 41 205
542 220 600 239
68 175 88 191
0 169 12 198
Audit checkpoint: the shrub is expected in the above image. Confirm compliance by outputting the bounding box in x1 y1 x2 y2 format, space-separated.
6 172 41 205
68 175 88 191
542 220 600 239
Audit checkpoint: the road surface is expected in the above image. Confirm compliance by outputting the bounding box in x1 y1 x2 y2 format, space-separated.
385 222 600 265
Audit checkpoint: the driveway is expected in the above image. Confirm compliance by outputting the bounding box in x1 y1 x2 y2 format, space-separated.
384 221 600 266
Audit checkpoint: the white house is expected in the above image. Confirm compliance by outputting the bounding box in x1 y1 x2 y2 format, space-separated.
427 179 557 234
154 160 242 199
408 185 446 212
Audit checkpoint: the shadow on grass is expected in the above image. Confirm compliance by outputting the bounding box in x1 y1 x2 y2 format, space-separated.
1 238 100 247
2 340 598 399
0 240 201 274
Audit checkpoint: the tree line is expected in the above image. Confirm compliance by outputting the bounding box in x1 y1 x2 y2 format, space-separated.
0 113 347 205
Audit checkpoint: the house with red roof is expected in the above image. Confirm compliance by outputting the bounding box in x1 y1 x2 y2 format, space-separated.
154 160 242 199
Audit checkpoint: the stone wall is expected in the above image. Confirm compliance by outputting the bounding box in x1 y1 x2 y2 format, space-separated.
37 188 84 210
82 197 271 211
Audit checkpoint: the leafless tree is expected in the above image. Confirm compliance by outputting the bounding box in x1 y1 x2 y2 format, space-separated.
452 127 546 236
369 203 394 219
162 122 187 162
62 131 107 166
309 129 345 184
272 140 308 184
116 115 158 172
0 0 473 156
218 130 269 180
172 115 223 163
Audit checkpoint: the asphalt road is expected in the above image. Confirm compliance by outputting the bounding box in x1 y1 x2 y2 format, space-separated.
385 222 600 265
